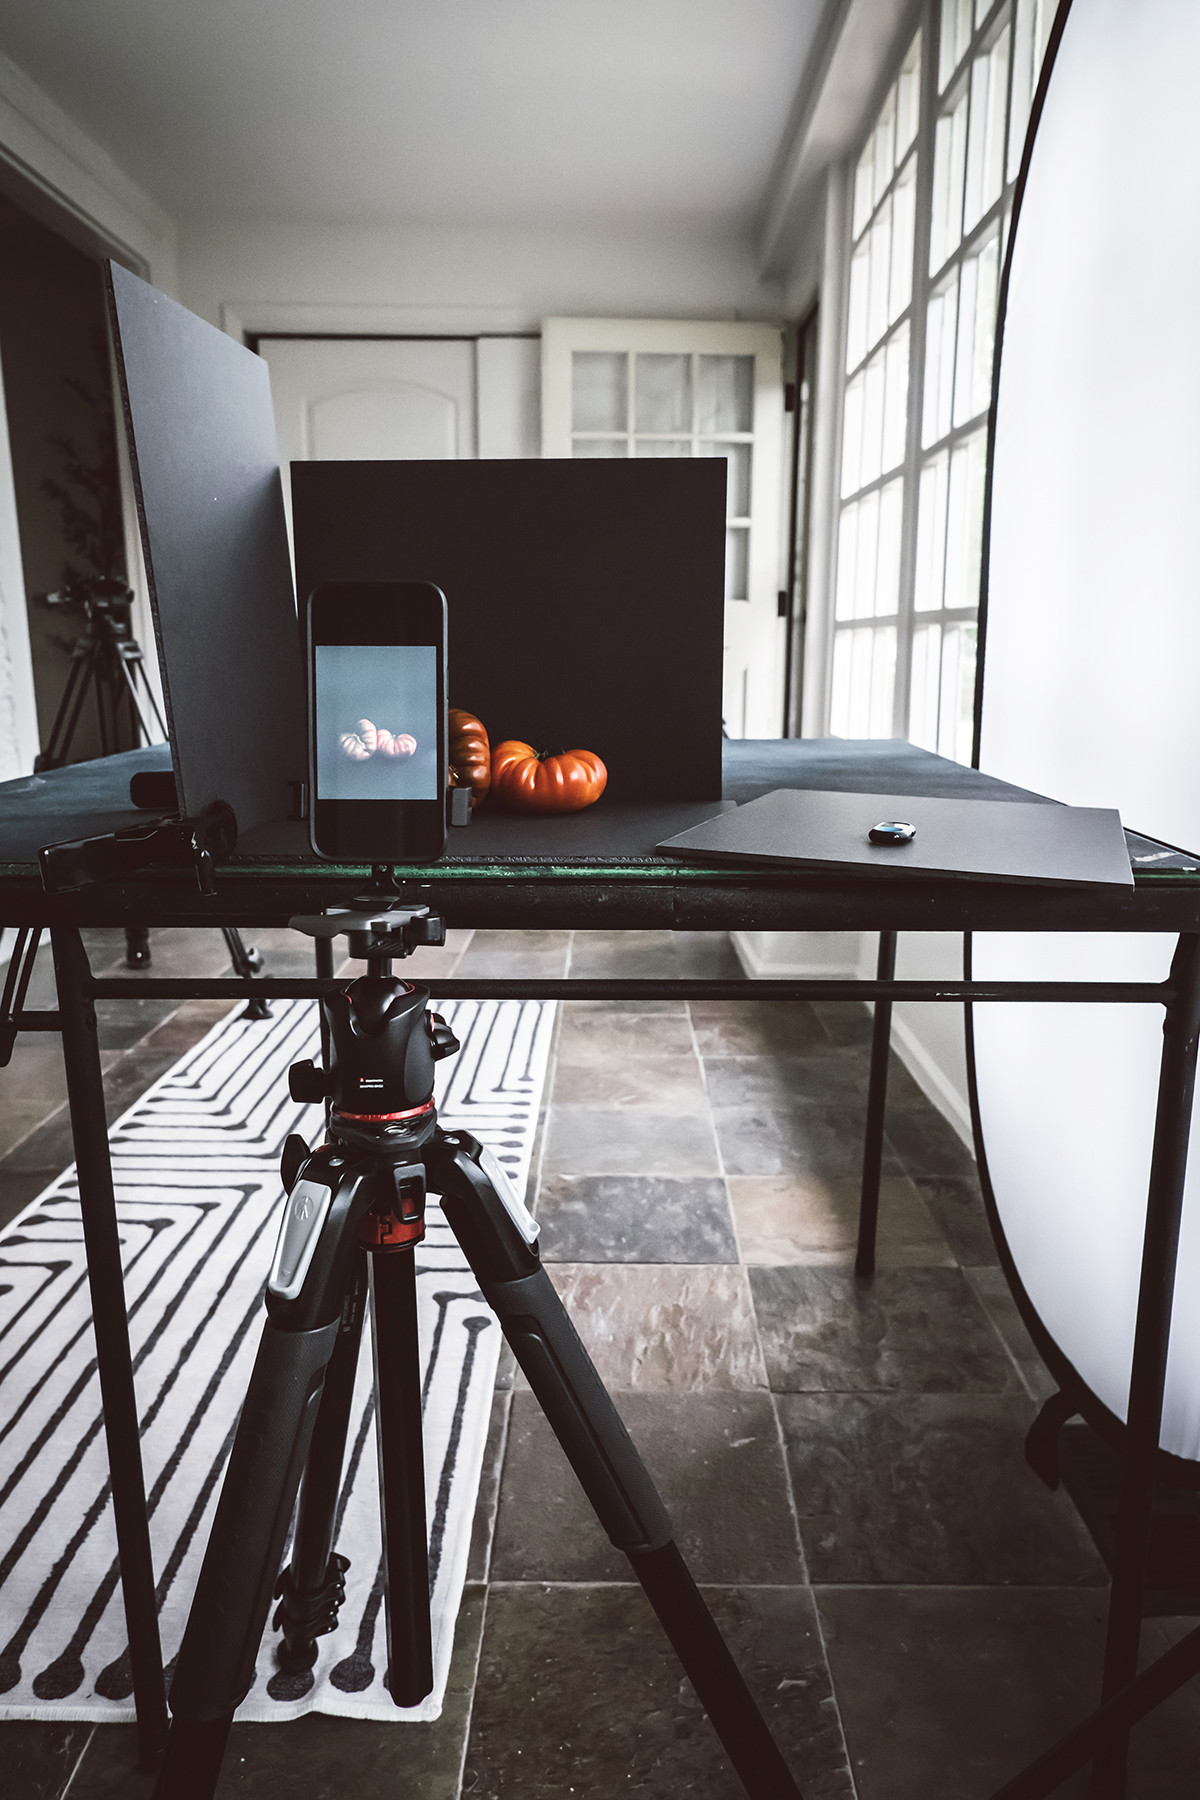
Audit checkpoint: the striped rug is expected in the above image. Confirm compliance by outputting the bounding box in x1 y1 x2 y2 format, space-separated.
0 993 555 1724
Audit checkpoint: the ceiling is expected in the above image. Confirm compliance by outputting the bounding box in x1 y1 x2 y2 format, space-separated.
0 0 832 229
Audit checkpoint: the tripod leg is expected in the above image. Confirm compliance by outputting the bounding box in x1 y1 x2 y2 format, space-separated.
155 1152 378 1800
370 1248 433 1704
427 1131 804 1800
222 927 270 1020
273 1255 369 1676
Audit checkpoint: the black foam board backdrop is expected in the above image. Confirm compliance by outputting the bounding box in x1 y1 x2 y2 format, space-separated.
292 459 726 803
107 262 306 834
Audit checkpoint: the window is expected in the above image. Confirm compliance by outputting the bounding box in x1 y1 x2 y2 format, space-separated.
542 318 785 739
830 0 1056 760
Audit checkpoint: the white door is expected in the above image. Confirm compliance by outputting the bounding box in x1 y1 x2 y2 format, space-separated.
541 317 786 738
260 335 542 526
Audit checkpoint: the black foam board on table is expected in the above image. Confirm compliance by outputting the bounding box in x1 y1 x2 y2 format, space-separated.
106 263 306 836
657 785 1134 887
291 459 726 805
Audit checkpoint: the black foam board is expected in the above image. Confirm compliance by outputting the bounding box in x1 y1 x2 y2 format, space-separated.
291 459 726 803
657 786 1134 887
107 263 306 834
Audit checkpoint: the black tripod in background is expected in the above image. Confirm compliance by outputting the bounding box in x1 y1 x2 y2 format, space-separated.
151 899 803 1800
32 577 267 1007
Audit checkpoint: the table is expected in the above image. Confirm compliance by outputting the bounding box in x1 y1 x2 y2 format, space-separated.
3 736 1198 1799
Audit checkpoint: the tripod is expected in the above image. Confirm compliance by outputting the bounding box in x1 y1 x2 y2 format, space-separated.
151 901 803 1800
33 577 268 1005
33 577 166 774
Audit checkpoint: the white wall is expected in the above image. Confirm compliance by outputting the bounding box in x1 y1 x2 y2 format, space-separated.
179 218 785 339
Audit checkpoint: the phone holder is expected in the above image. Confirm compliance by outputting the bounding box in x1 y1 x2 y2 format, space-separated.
289 901 446 964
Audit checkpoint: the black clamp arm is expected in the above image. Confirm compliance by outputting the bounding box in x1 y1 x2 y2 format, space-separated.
39 801 238 897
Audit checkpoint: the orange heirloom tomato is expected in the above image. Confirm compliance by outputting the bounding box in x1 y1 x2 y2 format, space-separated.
448 708 491 806
490 742 607 813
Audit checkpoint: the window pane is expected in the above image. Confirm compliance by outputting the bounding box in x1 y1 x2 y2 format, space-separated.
853 138 876 240
963 25 1011 236
830 625 897 738
938 621 978 762
873 83 898 205
634 438 691 456
909 621 943 750
923 270 959 447
572 351 627 432
572 437 627 457
835 504 860 622
634 353 691 433
882 324 910 474
939 0 974 90
700 440 751 516
842 371 865 496
860 347 887 489
875 477 904 616
889 158 917 325
953 228 1000 427
725 526 749 601
915 451 950 612
846 241 870 372
854 491 880 620
943 429 988 611
697 355 753 433
1009 0 1036 182
866 202 893 352
930 87 968 272
896 34 922 161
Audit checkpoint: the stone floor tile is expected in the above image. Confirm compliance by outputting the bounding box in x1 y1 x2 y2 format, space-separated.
688 1000 832 1056
536 1173 738 1264
568 929 743 979
540 1263 768 1390
542 1106 719 1177
714 1103 902 1180
140 998 242 1054
729 1173 953 1268
962 1265 1057 1402
0 1105 77 1176
491 1388 802 1584
703 1050 873 1110
809 1001 874 1047
466 1582 853 1798
2 1719 91 1799
550 1055 708 1111
93 997 180 1051
750 1265 1020 1394
554 1007 696 1065
816 1586 1200 1800
885 1105 980 1183
467 1389 511 1583
914 1173 998 1266
782 1394 1105 1585
562 997 686 1014
68 1589 485 1799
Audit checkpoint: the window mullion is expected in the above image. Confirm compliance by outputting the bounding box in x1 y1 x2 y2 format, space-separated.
892 0 940 740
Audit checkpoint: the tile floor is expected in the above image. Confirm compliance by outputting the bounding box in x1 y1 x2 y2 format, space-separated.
2 925 1199 1798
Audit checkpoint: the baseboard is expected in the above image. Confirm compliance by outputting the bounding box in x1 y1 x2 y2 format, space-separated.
729 931 858 980
887 1011 975 1149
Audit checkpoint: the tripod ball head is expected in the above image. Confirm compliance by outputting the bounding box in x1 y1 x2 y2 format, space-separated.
289 977 459 1119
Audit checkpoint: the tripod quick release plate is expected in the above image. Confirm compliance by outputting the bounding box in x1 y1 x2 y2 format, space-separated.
289 904 445 961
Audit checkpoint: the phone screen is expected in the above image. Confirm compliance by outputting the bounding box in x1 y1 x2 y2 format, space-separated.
307 581 447 863
314 644 439 802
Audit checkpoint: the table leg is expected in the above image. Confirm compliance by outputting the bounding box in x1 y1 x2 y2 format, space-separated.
51 926 168 1767
1090 931 1200 1798
855 930 897 1278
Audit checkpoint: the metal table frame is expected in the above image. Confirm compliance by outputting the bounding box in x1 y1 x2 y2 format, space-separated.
4 777 1200 1795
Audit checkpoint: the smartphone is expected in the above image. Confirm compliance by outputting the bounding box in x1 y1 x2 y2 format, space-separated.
307 580 447 863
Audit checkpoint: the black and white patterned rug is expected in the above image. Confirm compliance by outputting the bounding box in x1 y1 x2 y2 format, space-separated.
0 994 555 1724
